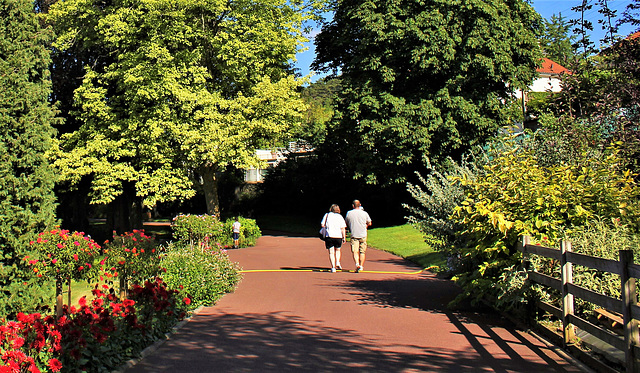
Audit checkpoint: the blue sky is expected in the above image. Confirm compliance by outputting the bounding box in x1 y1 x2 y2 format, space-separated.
294 0 638 82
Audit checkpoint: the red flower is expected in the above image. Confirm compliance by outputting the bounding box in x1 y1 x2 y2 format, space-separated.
12 336 25 348
184 297 191 305
73 254 78 261
49 358 63 372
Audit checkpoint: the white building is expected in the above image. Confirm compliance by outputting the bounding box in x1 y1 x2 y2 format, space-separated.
514 57 569 101
244 141 313 183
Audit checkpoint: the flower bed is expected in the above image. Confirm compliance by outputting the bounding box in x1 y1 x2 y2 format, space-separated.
1 220 245 372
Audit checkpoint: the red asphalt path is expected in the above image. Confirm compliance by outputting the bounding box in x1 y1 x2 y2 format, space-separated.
125 235 588 372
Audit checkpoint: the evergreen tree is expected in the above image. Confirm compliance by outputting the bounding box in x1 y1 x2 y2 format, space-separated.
540 13 576 65
0 0 59 317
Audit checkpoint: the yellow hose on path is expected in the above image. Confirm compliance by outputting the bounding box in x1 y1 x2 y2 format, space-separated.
240 266 435 274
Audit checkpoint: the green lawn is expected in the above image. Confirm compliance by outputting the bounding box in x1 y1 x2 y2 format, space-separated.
367 224 445 271
45 280 96 307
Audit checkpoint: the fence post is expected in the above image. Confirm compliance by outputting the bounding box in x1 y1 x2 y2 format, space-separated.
561 240 575 347
519 236 533 324
619 250 638 373
518 235 530 252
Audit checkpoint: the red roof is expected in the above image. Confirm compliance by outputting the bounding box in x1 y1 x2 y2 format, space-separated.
537 58 569 75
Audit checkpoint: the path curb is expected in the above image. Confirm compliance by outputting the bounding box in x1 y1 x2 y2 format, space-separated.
114 306 205 373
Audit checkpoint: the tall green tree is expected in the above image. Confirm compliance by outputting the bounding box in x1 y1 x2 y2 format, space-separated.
49 0 315 227
540 13 576 65
313 0 543 185
0 0 59 317
296 77 341 146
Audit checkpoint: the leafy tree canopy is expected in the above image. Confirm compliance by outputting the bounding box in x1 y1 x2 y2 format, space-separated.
295 77 341 146
312 0 543 185
48 0 319 217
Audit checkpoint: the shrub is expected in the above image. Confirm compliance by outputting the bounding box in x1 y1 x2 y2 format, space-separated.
222 217 261 247
171 214 225 248
405 156 482 273
160 241 241 310
530 218 640 316
103 230 161 298
431 136 640 309
171 214 261 248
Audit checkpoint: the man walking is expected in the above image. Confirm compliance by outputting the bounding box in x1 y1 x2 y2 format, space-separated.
345 200 372 272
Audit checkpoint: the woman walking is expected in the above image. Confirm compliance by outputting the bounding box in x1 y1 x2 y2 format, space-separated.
320 204 347 272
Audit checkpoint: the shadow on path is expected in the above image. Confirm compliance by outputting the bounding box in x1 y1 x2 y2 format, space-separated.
125 235 582 373
127 311 566 372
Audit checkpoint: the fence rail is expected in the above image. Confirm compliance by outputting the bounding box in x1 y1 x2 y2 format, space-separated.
517 236 640 372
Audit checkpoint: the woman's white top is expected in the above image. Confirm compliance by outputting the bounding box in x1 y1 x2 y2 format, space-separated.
321 212 346 238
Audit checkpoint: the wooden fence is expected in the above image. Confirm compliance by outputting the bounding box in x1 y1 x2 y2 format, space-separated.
517 236 640 372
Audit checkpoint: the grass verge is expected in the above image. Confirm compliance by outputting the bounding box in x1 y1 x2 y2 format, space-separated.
367 224 445 271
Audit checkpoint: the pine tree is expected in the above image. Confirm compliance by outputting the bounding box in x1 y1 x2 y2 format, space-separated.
540 13 576 65
0 0 59 318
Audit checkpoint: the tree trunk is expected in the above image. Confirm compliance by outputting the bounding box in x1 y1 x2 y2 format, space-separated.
55 277 63 318
107 182 144 234
201 166 220 216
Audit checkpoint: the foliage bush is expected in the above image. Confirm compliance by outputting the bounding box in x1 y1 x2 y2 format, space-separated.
171 214 261 248
160 241 241 310
528 114 608 168
405 156 482 273
222 217 261 247
171 214 225 247
408 134 640 312
527 218 640 316
451 138 640 307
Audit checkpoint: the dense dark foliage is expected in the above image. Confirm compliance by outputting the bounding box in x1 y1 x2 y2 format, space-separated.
0 0 59 318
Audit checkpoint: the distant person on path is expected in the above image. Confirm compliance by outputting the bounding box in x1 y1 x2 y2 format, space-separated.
232 217 241 249
345 200 372 273
321 204 347 272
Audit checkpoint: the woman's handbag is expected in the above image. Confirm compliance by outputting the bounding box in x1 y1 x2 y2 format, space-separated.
319 214 329 241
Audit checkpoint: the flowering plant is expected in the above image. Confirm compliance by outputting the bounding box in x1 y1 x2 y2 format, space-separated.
0 280 189 373
104 230 160 298
24 229 103 282
0 312 63 372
